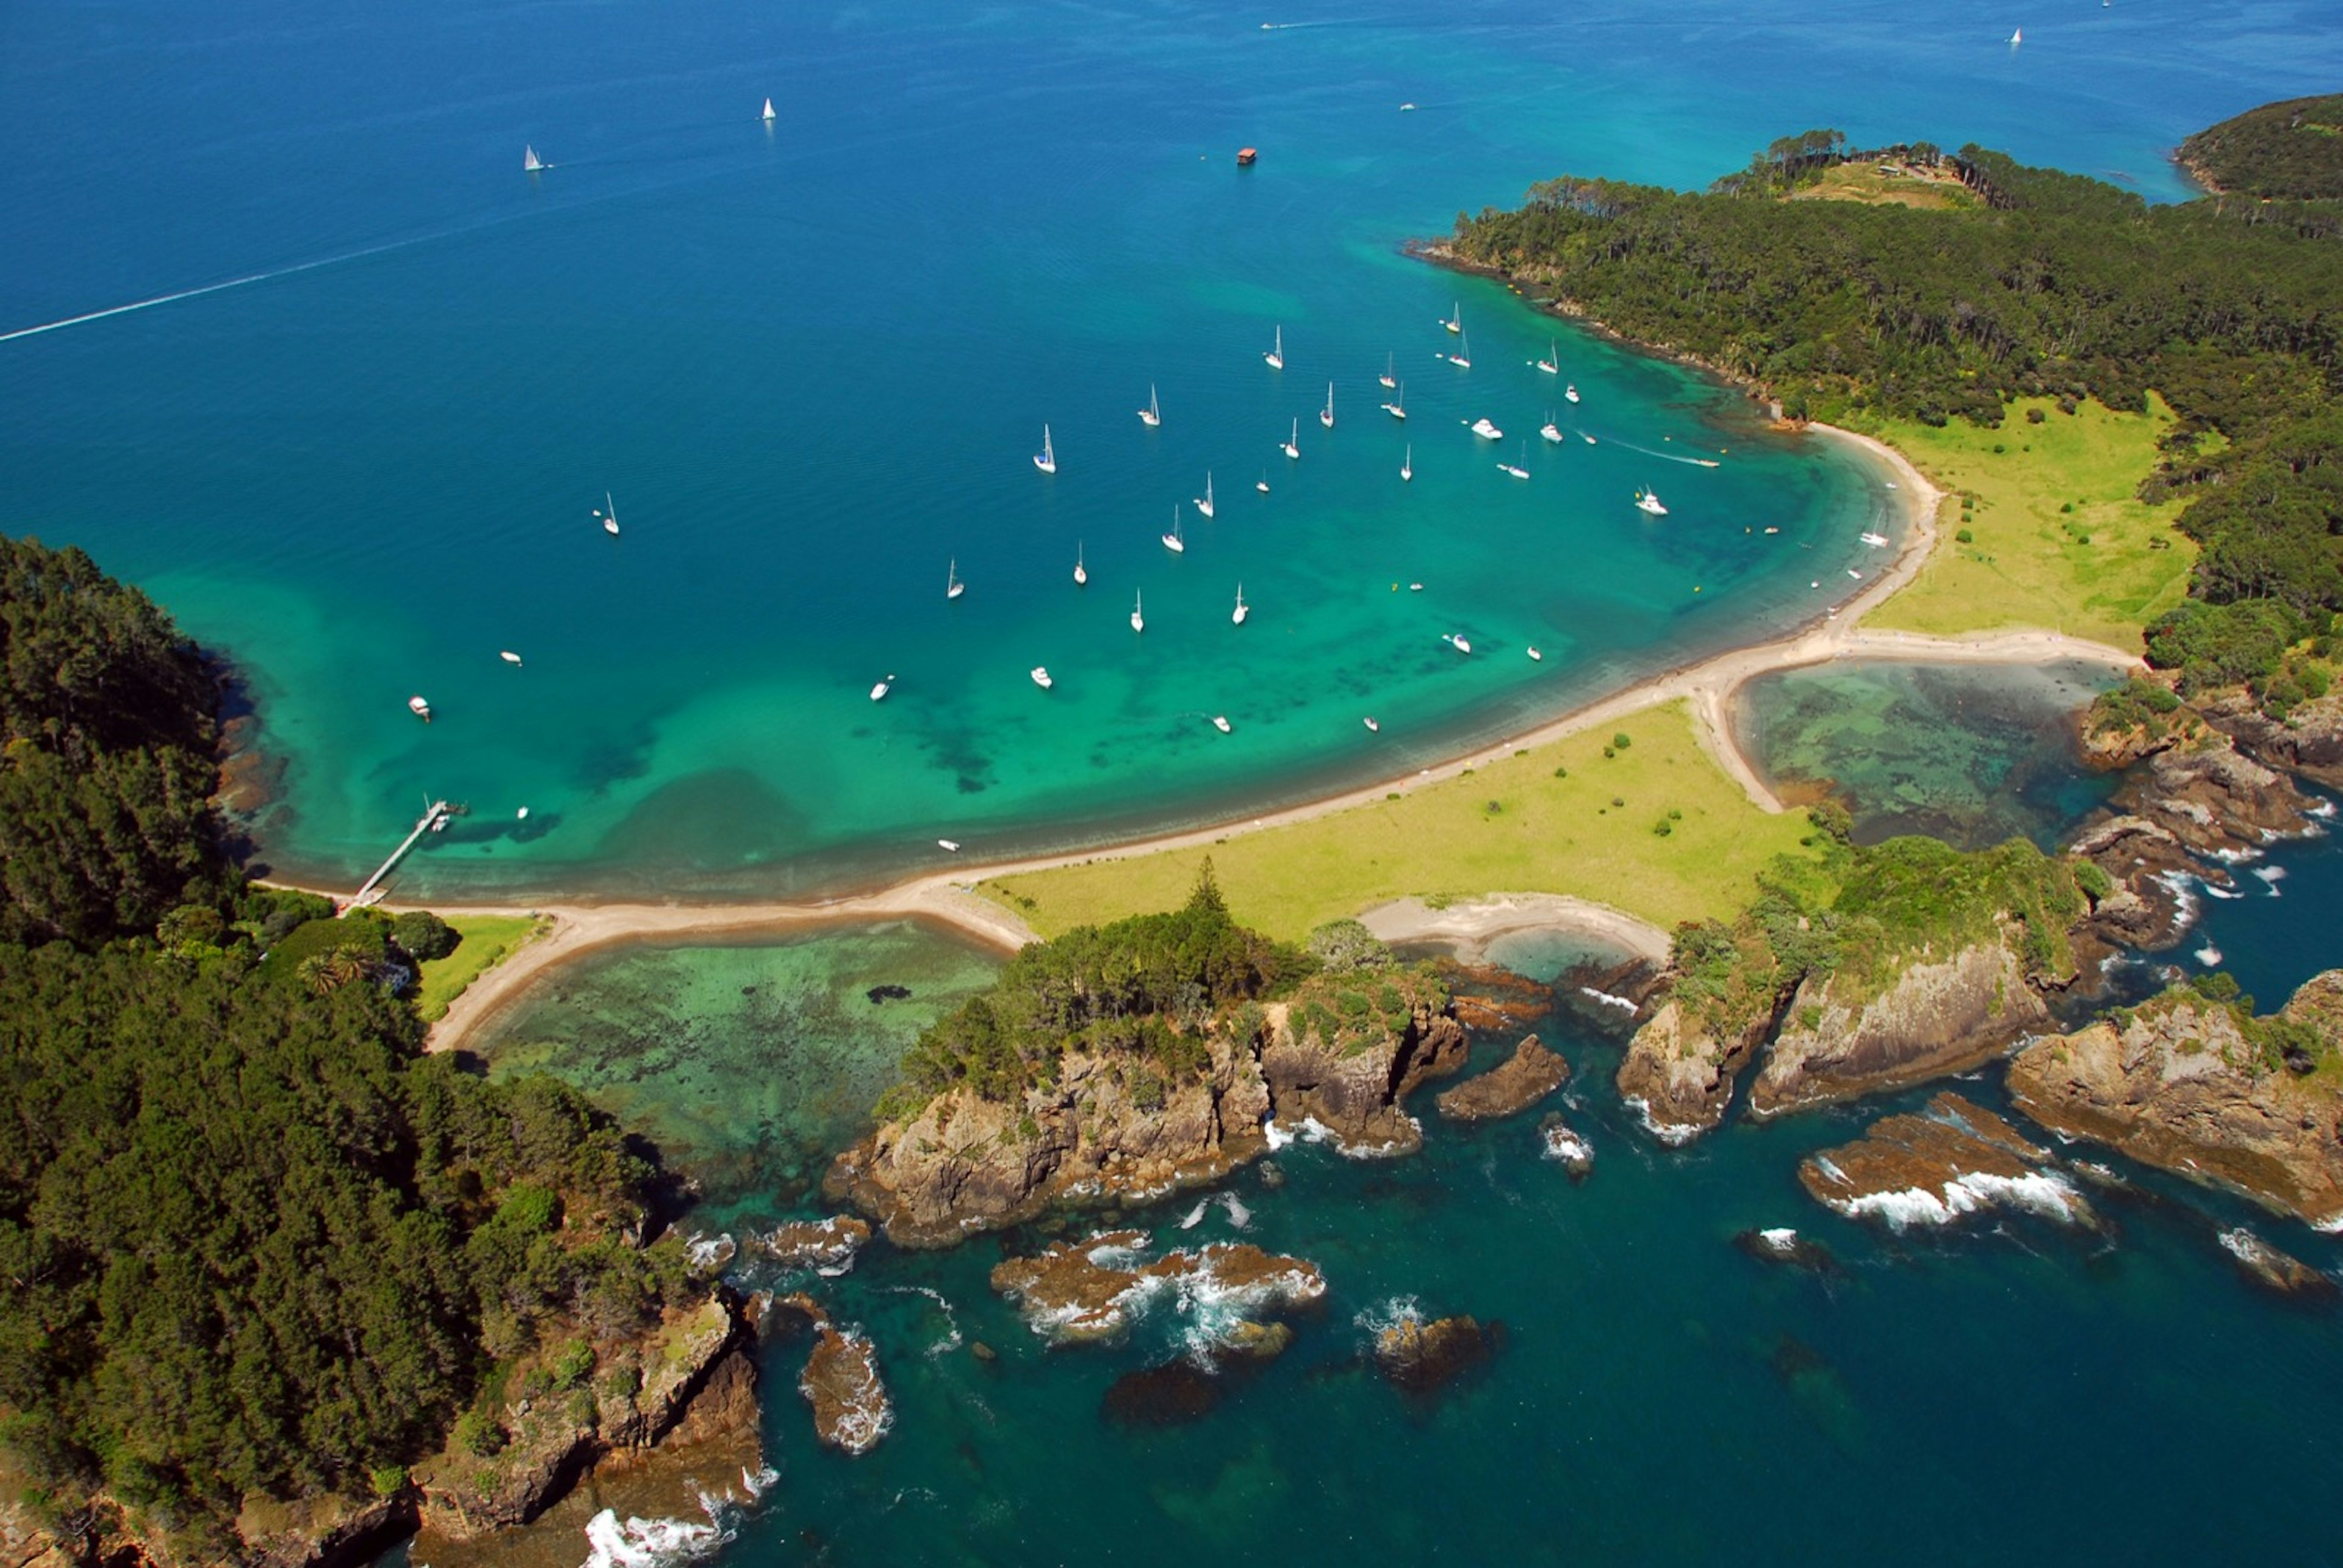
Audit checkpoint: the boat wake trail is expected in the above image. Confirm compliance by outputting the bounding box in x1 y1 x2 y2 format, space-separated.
0 247 392 343
1584 433 1723 469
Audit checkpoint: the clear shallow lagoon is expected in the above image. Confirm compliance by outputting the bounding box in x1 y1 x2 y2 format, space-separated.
462 925 2343 1568
10 1 2342 896
1731 658 2124 850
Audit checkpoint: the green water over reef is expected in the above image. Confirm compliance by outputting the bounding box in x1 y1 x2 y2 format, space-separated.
1731 659 2124 849
453 915 2343 1568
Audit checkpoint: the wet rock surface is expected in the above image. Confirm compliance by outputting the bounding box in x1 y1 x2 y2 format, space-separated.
1436 1034 1569 1122
773 1294 891 1455
1616 998 1771 1145
1259 995 1468 1155
1733 1226 1839 1275
1437 959 1557 1035
2218 1228 2337 1299
988 1232 1326 1347
1798 1092 2094 1230
1372 1313 1497 1395
1538 1112 1595 1176
754 1215 872 1272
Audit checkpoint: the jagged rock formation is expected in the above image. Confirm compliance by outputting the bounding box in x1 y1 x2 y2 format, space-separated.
2218 1228 2338 1297
1615 998 1774 1143
1797 1092 2094 1230
2006 976 2343 1228
1258 993 1467 1154
2198 688 2343 790
2109 732 2322 858
753 1214 872 1272
1436 1034 1568 1121
774 1295 891 1455
1372 1313 1495 1394
1752 936 2054 1117
988 1232 1326 1347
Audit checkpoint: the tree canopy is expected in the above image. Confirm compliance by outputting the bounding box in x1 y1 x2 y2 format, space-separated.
2180 95 2343 201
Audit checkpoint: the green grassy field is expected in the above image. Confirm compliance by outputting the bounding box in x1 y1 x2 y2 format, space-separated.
414 913 545 1022
1855 395 2198 650
979 700 1820 944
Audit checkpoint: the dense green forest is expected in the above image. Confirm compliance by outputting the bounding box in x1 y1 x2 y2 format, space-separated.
1447 112 2343 702
0 534 699 1556
2180 94 2343 201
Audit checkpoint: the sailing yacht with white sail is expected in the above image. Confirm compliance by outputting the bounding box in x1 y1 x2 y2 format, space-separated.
1034 425 1057 474
1162 506 1186 553
1131 591 1145 633
524 145 549 173
595 492 619 535
1195 473 1215 520
1281 419 1300 460
947 558 965 598
1139 384 1161 427
1381 381 1406 420
1400 444 1413 482
1232 583 1248 625
761 98 777 121
1379 352 1397 390
1535 340 1560 375
1074 542 1088 586
1499 442 1529 480
1264 325 1284 370
1442 303 1461 334
1319 382 1335 430
1447 329 1471 369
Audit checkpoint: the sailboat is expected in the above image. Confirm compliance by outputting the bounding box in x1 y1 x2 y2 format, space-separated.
1256 471 1271 494
870 674 894 702
1033 424 1057 474
761 98 777 121
595 492 619 535
1500 442 1530 480
2009 26 2022 43
1139 384 1161 428
1131 591 1146 633
1635 489 1668 516
1382 381 1406 420
1400 444 1413 483
524 145 549 173
1281 418 1300 460
1379 352 1397 390
1541 412 1564 444
1074 542 1089 586
1447 328 1472 369
1320 382 1335 430
1264 325 1285 371
1195 472 1215 520
947 558 965 599
1535 340 1560 375
1442 303 1461 334
1162 505 1186 553
1233 583 1249 625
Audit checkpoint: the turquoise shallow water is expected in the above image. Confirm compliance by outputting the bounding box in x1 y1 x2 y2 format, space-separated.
11 1 2342 897
1731 658 2124 851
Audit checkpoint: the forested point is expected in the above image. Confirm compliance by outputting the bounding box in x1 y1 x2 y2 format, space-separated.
0 533 705 1559
1446 109 2342 707
2180 94 2343 201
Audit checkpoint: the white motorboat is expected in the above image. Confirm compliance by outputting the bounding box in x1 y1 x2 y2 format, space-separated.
1034 424 1057 474
1860 531 1890 547
1564 383 1580 404
1131 590 1145 633
499 650 523 666
1211 714 1231 733
596 491 619 536
1382 381 1406 420
1444 633 1472 654
1400 444 1413 482
870 674 894 701
1319 381 1335 430
1195 472 1215 520
1031 666 1053 690
1282 418 1300 460
1536 340 1560 375
1541 414 1564 444
1074 542 1088 586
1232 583 1248 625
1265 324 1284 370
1447 328 1471 369
937 838 961 852
1470 417 1502 441
1363 716 1380 732
947 558 965 599
1162 505 1186 553
1527 646 1542 661
1635 489 1668 516
408 695 432 722
1139 384 1161 427
1379 351 1397 390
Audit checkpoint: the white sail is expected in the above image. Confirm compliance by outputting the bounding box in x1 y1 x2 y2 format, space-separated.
524 145 545 173
761 97 777 121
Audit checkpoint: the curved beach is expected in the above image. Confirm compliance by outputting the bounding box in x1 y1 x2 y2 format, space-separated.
423 420 2143 1054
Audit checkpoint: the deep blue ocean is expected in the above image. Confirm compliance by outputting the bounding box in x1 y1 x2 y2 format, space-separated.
13 2 2343 1564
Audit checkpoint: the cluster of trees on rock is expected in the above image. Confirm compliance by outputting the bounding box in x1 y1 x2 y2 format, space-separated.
0 534 696 1557
881 867 1306 1117
1448 112 2343 706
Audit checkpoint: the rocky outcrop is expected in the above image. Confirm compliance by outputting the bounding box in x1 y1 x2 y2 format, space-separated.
2218 1228 2337 1298
2198 688 2343 790
2006 978 2343 1228
1437 959 1556 1035
1798 1092 2095 1230
753 1214 871 1273
989 1232 1326 1347
1733 1226 1838 1275
1258 994 1467 1154
1436 1035 1568 1121
774 1295 891 1455
1372 1312 1495 1394
1538 1112 1594 1176
2110 732 2322 858
826 1026 1272 1247
416 1292 756 1540
1751 935 2054 1118
1615 998 1773 1144
2067 815 2201 949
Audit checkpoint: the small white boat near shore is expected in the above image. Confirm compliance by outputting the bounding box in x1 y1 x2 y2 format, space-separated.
870 674 894 701
1444 633 1472 654
1527 646 1542 661
408 695 432 722
1364 716 1380 732
1211 714 1231 733
937 838 961 852
1447 328 1472 369
1860 531 1890 547
1564 383 1580 404
1031 666 1053 690
1635 489 1668 516
1535 341 1560 375
1442 303 1461 334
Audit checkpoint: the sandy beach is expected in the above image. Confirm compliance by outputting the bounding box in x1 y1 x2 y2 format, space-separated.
422 421 2143 1054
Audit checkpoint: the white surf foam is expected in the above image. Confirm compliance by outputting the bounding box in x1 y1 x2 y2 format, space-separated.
578 1508 727 1568
1830 1170 2084 1231
1756 1226 1799 1251
1622 1095 1702 1147
1578 985 1639 1013
2195 943 2223 966
1218 1192 1254 1228
1178 1199 1209 1229
885 1284 963 1356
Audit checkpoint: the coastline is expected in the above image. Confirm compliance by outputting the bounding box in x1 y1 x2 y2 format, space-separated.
422 417 2144 1056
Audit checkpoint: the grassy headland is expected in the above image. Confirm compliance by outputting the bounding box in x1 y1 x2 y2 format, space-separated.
415 912 547 1021
1854 394 2197 649
981 700 1819 943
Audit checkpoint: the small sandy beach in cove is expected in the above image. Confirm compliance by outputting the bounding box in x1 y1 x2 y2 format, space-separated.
422 422 2143 1054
